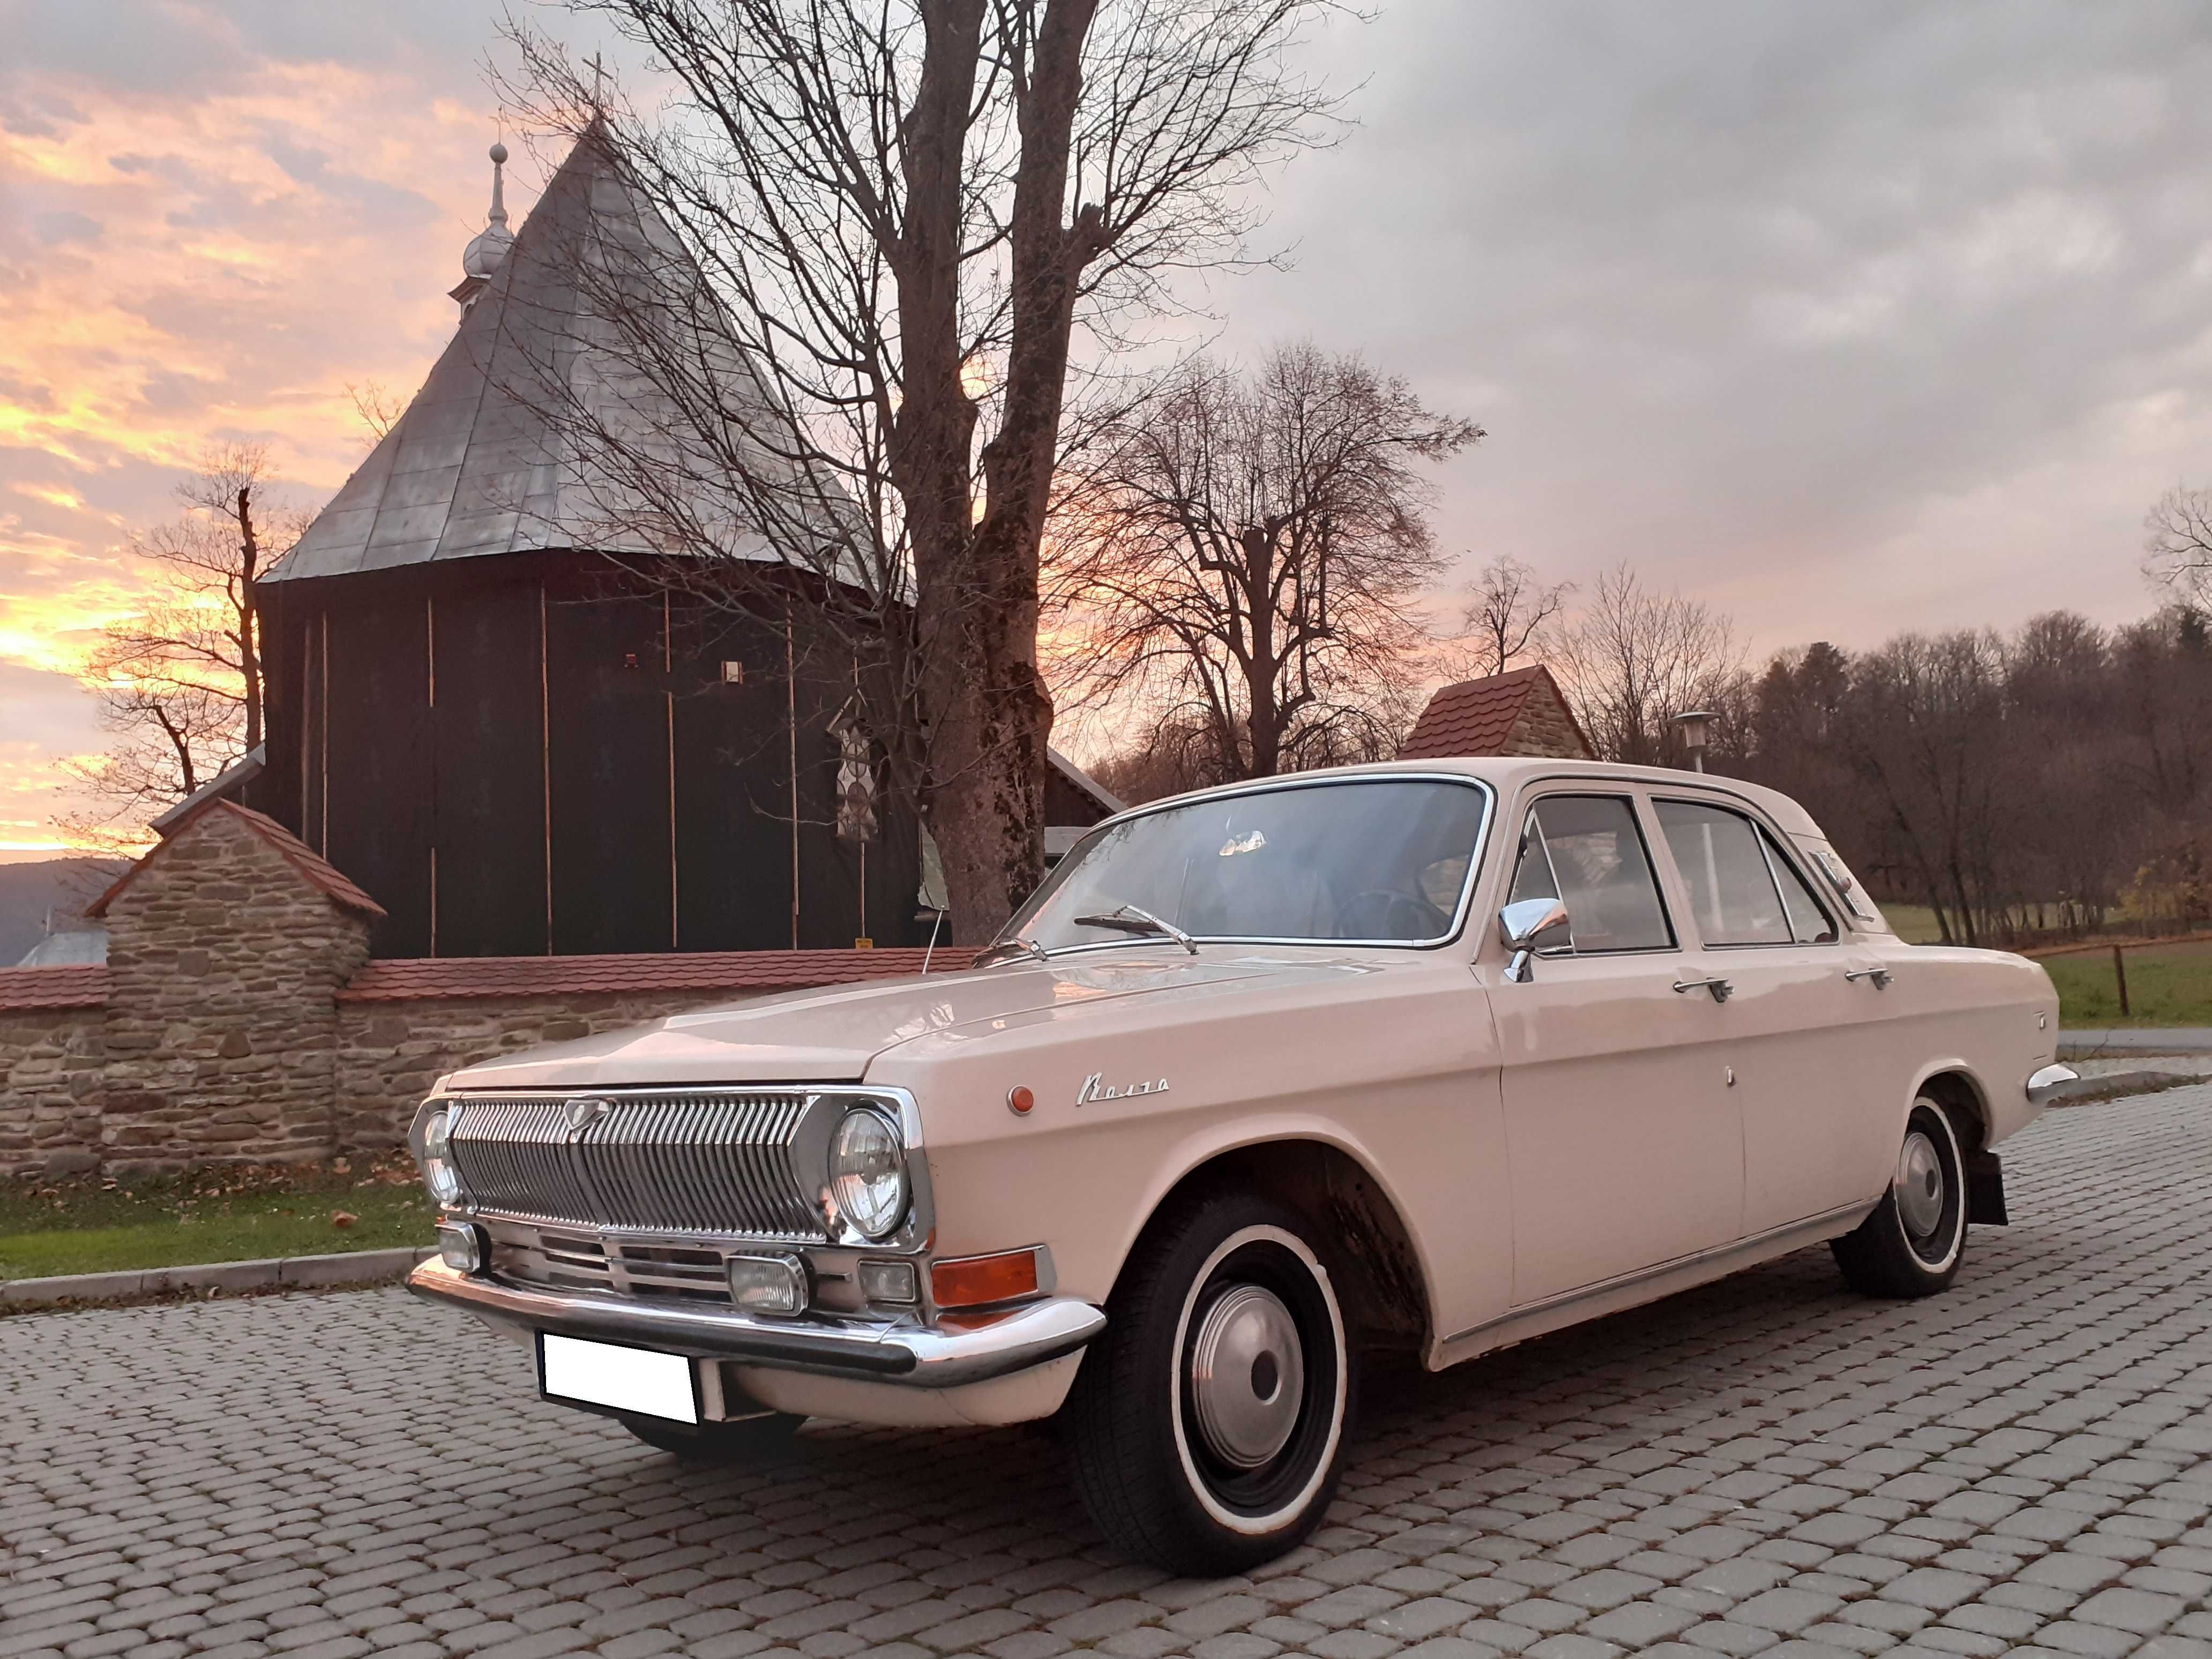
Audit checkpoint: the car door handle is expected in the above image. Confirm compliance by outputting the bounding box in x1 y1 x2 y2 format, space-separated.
1672 977 1733 1004
1844 968 1893 990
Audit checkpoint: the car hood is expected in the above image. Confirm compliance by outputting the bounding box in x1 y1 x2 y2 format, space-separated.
439 951 1333 1091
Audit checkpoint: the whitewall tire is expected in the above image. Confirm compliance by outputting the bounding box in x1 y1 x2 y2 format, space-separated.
1067 1193 1354 1574
1832 1097 1969 1297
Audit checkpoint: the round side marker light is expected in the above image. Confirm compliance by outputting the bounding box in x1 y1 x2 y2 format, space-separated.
1007 1086 1034 1116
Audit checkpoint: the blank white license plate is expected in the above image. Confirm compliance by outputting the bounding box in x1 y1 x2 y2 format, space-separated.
538 1332 699 1424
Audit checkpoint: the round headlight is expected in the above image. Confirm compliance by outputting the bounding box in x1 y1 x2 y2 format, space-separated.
828 1107 908 1240
422 1108 464 1207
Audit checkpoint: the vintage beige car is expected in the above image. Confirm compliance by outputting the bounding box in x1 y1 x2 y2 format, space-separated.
408 758 2074 1573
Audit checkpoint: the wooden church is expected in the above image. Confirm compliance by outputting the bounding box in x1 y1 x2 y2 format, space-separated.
245 128 1116 960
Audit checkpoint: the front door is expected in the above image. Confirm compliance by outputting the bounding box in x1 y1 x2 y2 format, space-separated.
1490 792 1745 1307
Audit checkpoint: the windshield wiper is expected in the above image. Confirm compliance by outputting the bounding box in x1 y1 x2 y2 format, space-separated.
974 935 1051 968
1073 903 1199 955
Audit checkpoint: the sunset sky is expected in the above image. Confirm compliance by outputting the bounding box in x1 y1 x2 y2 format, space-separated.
5 0 2212 860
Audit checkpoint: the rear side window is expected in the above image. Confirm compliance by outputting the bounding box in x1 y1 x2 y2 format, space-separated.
1656 799 1795 946
1801 839 1886 929
1762 828 1838 944
1508 795 1673 953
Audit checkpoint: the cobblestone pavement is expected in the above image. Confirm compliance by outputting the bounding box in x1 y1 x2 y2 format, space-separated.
5 1090 2210 1659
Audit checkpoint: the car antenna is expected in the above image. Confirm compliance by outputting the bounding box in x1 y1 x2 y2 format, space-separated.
921 906 944 975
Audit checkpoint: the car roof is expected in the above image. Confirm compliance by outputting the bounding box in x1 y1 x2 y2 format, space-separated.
1103 757 1829 841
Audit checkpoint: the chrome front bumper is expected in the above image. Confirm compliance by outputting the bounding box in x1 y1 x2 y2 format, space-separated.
407 1257 1104 1388
2026 1063 2080 1108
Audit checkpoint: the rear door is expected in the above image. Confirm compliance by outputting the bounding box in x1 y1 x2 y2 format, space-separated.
1650 795 1875 1235
1489 791 1745 1306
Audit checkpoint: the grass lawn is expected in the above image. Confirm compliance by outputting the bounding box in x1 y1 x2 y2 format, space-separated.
0 1154 434 1281
1878 901 2212 1027
1877 902 1946 945
2037 938 2212 1029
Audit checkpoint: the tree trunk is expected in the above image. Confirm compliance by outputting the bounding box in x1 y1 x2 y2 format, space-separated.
911 0 1100 941
1240 528 1281 775
233 486 264 752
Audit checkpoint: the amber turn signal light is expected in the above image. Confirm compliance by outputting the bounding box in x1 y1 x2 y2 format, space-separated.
1007 1086 1034 1116
931 1247 1041 1309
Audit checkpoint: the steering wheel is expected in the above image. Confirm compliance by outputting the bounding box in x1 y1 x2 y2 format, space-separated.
1344 888 1451 940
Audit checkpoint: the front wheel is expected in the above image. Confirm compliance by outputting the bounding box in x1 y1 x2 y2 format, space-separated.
1832 1098 1968 1297
622 1411 803 1462
1066 1192 1355 1575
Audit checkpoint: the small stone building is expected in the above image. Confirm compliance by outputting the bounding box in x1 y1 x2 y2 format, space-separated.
1399 664 1593 762
0 799 965 1180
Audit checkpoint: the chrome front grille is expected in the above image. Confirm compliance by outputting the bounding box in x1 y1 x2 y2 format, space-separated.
488 1223 749 1305
449 1090 823 1239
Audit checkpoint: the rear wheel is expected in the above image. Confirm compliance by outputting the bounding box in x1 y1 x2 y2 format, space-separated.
1067 1192 1355 1575
1832 1098 1968 1297
622 1411 803 1462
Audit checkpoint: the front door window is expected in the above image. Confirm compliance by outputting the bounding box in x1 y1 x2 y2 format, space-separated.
1508 795 1672 953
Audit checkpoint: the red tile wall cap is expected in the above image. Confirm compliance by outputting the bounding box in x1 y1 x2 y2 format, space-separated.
85 800 387 922
1399 664 1593 761
340 946 981 1003
0 965 108 1012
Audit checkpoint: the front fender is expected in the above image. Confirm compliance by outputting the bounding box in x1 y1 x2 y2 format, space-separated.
1105 1112 1446 1336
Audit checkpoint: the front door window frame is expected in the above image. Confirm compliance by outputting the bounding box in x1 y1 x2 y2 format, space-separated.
1506 789 1680 958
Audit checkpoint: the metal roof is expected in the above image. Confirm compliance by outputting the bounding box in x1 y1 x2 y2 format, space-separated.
1048 748 1125 817
148 743 263 837
267 121 819 584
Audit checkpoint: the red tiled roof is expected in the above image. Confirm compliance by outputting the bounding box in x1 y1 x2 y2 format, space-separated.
1399 665 1589 760
340 946 980 1003
0 965 108 1012
86 800 387 922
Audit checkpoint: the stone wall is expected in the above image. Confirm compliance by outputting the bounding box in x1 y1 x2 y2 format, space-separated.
332 989 760 1150
0 795 959 1181
96 808 372 1178
0 991 106 1178
1507 686 1595 760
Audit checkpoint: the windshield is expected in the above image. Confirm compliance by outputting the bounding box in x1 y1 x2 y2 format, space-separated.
1004 777 1492 952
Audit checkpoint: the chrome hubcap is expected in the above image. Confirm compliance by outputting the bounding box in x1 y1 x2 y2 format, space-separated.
1895 1130 1946 1239
1189 1283 1305 1469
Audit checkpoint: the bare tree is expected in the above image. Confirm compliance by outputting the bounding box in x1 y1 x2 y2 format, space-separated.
346 380 405 443
1553 563 1740 766
498 0 1343 941
54 655 241 855
1049 343 1480 783
1455 552 1570 680
56 445 304 845
1087 712 1221 804
2144 485 2212 614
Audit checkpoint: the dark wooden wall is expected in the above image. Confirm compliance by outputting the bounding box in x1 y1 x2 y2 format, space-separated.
255 551 922 959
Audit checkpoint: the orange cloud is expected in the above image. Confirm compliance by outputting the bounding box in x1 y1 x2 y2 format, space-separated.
2 37 527 851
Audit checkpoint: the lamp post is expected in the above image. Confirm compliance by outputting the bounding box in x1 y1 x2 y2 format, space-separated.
1671 709 1716 772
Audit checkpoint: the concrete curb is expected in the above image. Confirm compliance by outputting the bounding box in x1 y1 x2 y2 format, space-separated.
2043 1069 2200 1105
1 1245 435 1310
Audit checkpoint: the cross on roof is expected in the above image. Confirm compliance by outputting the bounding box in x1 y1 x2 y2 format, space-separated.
587 50 607 111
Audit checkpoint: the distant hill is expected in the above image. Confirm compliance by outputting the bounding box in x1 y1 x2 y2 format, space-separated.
0 858 125 967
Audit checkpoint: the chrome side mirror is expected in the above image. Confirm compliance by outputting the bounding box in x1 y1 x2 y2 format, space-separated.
1498 898 1570 983
1495 898 1566 987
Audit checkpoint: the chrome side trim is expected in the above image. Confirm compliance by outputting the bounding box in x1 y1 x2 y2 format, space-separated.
1436 1199 1874 1368
2026 1063 2079 1108
407 1257 1104 1387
